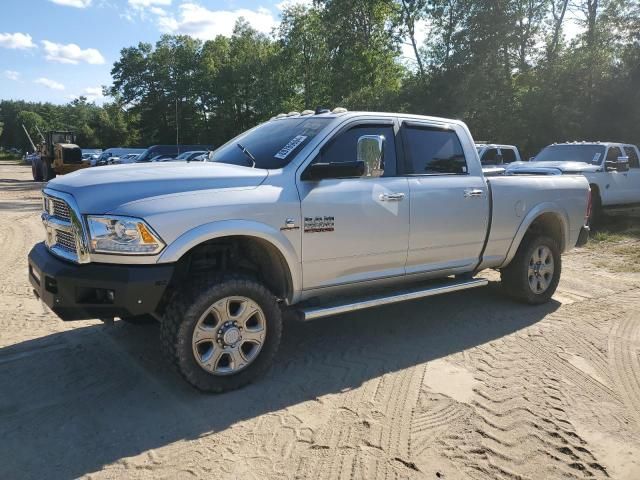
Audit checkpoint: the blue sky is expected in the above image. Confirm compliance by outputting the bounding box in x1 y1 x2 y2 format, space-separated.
0 0 309 105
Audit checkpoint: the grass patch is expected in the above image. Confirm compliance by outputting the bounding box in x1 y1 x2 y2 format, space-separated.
586 218 640 272
0 152 22 162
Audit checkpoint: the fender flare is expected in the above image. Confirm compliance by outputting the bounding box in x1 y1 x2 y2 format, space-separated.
499 202 570 268
157 219 301 300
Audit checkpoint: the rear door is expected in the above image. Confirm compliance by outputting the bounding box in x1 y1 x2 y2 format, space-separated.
400 121 489 275
298 121 410 290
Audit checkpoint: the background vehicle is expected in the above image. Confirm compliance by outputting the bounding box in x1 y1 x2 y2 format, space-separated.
506 142 640 224
112 153 140 164
171 150 208 162
93 148 145 167
135 145 214 163
28 129 85 181
150 153 179 162
28 110 590 393
476 143 522 176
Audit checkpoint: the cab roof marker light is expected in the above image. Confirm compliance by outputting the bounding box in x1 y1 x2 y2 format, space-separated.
275 113 287 119
332 107 348 114
300 110 314 116
287 111 300 117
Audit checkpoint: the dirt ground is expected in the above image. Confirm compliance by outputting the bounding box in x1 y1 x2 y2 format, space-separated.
1 160 640 480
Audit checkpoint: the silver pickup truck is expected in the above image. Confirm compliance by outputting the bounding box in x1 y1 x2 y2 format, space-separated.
28 110 591 392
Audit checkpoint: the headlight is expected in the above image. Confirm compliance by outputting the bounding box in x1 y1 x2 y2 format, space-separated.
86 215 165 255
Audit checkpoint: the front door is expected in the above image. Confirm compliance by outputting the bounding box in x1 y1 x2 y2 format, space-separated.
400 122 489 274
297 122 410 290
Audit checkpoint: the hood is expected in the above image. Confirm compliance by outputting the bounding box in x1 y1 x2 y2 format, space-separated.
506 160 601 174
47 162 269 213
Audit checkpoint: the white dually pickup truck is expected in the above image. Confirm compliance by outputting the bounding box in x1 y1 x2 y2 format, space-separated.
506 142 640 223
28 111 591 392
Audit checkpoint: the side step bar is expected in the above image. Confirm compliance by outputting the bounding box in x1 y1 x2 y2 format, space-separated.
300 277 488 321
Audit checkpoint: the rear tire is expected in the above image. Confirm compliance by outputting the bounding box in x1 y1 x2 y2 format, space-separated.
160 274 283 393
501 234 561 305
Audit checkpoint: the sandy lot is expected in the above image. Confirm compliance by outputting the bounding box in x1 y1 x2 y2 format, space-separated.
1 160 640 479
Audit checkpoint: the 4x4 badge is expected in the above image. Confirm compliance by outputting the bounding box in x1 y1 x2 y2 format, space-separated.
280 218 299 231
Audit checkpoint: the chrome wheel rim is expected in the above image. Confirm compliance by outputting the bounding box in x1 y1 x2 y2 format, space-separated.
527 245 554 294
191 296 267 376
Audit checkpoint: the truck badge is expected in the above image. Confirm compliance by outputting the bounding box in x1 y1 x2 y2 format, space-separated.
304 216 335 233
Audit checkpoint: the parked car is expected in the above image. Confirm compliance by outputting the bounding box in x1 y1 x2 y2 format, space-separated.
476 143 522 176
28 110 590 393
135 145 214 163
94 148 146 167
112 153 140 164
506 142 640 224
151 154 179 162
171 150 208 162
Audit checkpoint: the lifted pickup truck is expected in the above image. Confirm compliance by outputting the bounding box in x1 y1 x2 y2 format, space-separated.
506 142 640 224
28 111 591 392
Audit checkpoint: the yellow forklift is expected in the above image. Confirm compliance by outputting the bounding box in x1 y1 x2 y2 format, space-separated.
23 125 87 181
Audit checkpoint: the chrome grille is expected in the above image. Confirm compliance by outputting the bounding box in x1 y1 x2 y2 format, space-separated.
55 230 76 252
51 198 70 221
41 190 90 263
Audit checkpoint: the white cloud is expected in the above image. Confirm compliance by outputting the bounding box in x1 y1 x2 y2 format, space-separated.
35 77 65 90
149 6 167 16
84 86 104 100
41 40 105 64
275 0 312 11
4 70 20 80
67 86 106 102
0 32 36 49
128 0 171 7
48 0 92 7
158 3 277 39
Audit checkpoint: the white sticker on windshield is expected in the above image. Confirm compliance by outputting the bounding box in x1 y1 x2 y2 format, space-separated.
593 153 601 163
274 135 307 159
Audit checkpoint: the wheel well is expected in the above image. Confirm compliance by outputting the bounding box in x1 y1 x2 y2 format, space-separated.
526 213 564 250
170 236 292 301
589 183 601 204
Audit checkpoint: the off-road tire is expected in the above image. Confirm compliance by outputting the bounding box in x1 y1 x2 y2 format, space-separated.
501 234 561 305
41 161 56 181
32 162 43 181
160 274 283 393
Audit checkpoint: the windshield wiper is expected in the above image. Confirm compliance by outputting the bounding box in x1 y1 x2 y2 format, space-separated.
236 143 256 168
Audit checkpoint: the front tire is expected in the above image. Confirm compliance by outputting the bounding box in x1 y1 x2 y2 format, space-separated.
160 275 283 393
501 234 561 304
32 162 43 181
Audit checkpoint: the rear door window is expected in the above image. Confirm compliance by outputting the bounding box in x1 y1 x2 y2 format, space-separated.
401 125 468 174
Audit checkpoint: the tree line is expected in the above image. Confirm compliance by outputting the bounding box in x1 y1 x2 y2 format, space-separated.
1 0 638 158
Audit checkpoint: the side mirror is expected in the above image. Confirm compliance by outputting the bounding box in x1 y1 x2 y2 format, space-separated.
302 161 365 181
606 156 629 172
357 135 384 177
207 150 214 162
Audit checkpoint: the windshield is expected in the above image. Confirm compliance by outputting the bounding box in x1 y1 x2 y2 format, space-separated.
210 117 332 169
176 151 205 160
535 145 606 165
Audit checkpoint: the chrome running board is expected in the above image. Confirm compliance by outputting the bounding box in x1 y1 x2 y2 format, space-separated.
300 277 488 321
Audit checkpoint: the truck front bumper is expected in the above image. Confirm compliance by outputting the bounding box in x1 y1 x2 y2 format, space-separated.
576 226 590 247
28 242 174 321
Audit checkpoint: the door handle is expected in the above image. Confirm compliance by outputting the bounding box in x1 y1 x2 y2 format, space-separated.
463 188 485 198
379 192 405 201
